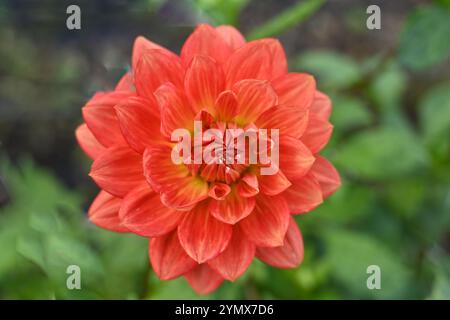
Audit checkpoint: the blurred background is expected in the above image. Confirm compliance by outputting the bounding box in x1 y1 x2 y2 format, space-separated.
0 0 449 299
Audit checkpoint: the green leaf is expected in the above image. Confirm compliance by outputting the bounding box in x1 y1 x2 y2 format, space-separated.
16 232 46 270
0 228 19 278
0 159 82 280
149 277 203 300
369 62 407 110
310 182 376 224
44 233 105 296
399 5 450 71
98 232 148 298
429 270 450 299
333 126 429 180
420 82 450 146
295 51 361 90
324 229 411 298
330 94 373 130
384 178 426 218
247 0 326 40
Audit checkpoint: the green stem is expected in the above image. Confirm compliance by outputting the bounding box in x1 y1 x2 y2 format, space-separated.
246 0 327 40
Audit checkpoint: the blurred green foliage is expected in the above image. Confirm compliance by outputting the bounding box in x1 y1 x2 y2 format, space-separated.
0 0 449 299
399 5 450 71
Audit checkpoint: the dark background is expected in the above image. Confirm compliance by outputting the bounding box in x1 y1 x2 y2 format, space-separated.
0 0 449 299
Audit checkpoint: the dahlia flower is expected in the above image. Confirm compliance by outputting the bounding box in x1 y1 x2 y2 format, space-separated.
76 24 341 294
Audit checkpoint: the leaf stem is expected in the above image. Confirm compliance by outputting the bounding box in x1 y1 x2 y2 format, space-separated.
246 0 327 40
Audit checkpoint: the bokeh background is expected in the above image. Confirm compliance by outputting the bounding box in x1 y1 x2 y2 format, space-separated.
1 0 449 299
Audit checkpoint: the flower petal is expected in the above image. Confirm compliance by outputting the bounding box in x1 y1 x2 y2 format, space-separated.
225 39 287 86
240 194 290 247
209 186 256 224
283 172 323 214
256 105 309 139
89 146 143 198
232 79 278 125
258 169 292 196
143 145 188 192
208 227 255 281
149 231 197 280
236 173 259 198
184 263 224 295
143 146 209 210
135 49 184 100
88 191 128 232
216 25 246 50
181 24 232 66
115 96 161 153
161 178 210 211
256 217 304 268
82 91 132 147
185 55 225 114
215 90 239 121
132 36 178 70
310 91 332 120
310 156 341 198
115 72 134 92
279 136 315 181
272 73 316 110
154 83 196 139
178 203 232 263
120 183 183 237
75 124 105 160
208 183 231 200
301 113 333 154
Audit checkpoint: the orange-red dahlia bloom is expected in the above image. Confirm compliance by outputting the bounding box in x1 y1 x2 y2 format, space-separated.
76 24 341 294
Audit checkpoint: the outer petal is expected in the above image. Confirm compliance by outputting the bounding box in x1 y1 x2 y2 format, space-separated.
232 79 278 125
178 203 232 263
256 217 304 268
119 183 183 237
82 91 132 147
89 146 143 198
272 73 316 110
301 113 333 154
115 72 134 92
209 186 255 224
88 191 128 232
143 146 208 210
75 124 105 160
258 169 292 196
185 264 224 295
216 25 246 50
208 227 255 281
225 39 287 86
283 172 323 214
240 194 290 247
256 105 309 139
279 136 315 181
154 83 196 139
310 91 332 120
115 96 161 153
135 49 184 100
185 55 225 114
132 36 178 70
310 156 341 198
149 231 197 280
181 24 233 66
